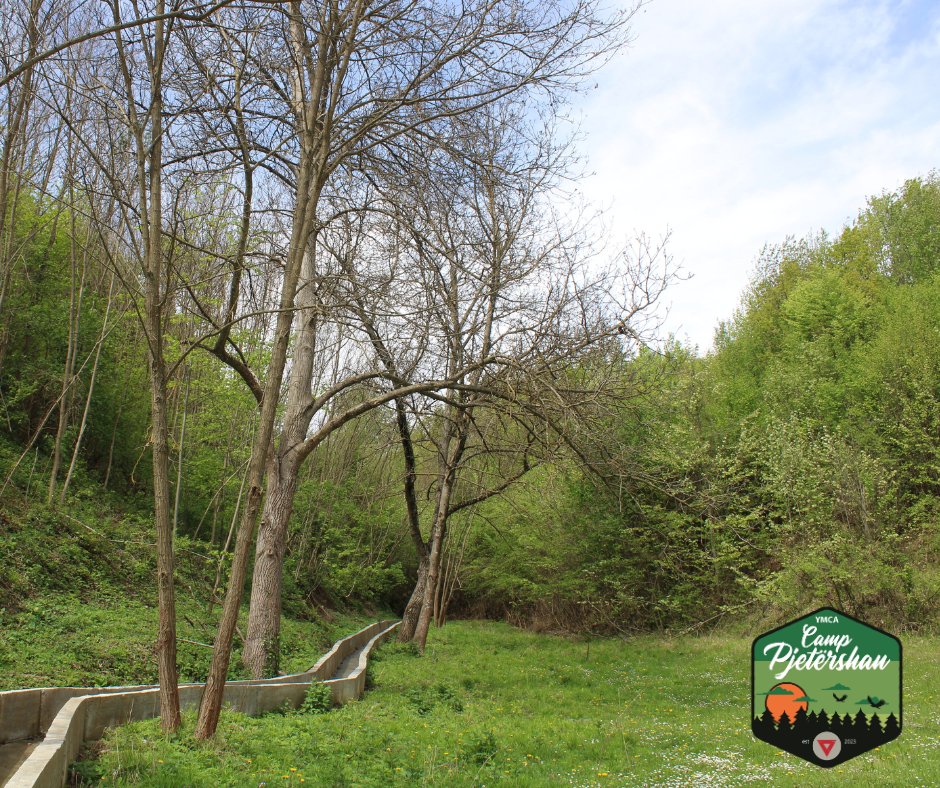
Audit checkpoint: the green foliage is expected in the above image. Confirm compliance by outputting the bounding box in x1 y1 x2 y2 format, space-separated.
282 476 408 613
860 174 940 283
443 174 940 634
68 749 106 786
0 439 359 690
461 730 499 765
371 640 420 661
4 173 940 671
298 681 333 714
405 682 465 715
690 173 940 630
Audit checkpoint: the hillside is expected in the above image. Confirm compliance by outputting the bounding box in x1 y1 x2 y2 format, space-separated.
0 436 371 691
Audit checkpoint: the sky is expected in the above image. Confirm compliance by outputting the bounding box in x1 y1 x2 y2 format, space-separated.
575 0 940 352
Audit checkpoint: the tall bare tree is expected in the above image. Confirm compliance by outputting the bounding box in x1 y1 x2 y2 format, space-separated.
231 0 637 681
374 108 672 651
58 0 187 732
6 0 646 739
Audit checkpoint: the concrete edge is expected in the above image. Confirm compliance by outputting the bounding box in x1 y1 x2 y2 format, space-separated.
346 620 400 682
310 620 386 678
2 620 400 788
322 621 400 705
0 678 313 746
0 622 395 745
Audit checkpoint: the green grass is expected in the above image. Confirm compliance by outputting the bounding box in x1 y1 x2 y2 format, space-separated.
0 590 370 691
0 434 377 690
90 620 940 786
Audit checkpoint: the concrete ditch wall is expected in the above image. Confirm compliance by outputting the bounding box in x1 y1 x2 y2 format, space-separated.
2 620 398 788
320 622 397 704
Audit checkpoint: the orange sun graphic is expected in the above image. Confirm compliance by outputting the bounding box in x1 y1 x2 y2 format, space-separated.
764 682 808 722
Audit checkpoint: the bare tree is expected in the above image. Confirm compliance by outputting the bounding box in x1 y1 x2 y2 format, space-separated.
0 0 67 368
371 108 671 651
229 0 637 682
55 0 189 732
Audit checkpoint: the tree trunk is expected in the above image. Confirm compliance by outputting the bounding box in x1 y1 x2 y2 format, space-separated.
103 391 124 490
398 551 429 642
242 456 300 677
172 370 190 535
413 514 447 652
149 345 181 733
194 126 319 739
139 0 181 734
195 406 268 740
61 272 114 502
412 410 467 651
0 0 41 372
393 395 428 643
438 518 471 627
243 238 319 678
432 571 447 627
48 214 83 505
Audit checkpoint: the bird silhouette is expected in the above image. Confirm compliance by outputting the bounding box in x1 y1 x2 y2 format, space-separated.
833 693 847 702
867 696 886 708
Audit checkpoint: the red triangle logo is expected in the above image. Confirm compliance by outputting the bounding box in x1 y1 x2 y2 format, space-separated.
818 739 836 756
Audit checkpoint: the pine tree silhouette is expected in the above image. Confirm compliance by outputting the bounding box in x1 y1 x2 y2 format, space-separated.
793 707 808 735
828 709 841 733
777 710 793 734
817 709 830 729
884 712 901 740
869 713 882 736
853 709 869 737
754 709 776 739
841 712 853 729
808 710 818 727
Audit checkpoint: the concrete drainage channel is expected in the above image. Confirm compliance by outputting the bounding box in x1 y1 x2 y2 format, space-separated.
0 620 399 788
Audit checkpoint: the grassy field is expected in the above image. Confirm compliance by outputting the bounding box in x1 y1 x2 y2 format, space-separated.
88 620 939 787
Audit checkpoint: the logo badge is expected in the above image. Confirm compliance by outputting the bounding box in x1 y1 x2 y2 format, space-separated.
751 607 901 767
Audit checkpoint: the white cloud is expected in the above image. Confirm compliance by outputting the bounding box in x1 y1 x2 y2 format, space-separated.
575 0 940 350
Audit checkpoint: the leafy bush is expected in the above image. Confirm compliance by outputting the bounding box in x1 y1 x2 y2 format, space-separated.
298 681 333 714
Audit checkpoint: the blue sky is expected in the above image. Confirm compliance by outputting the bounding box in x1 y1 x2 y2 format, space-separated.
575 0 940 351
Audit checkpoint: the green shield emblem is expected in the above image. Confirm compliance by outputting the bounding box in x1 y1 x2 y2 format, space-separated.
751 607 901 767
